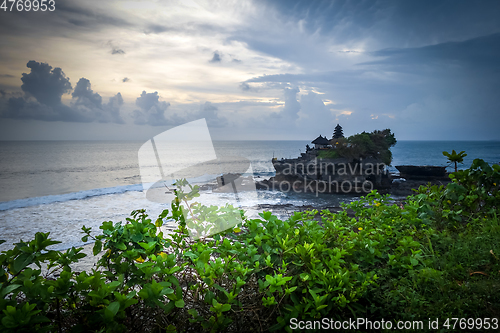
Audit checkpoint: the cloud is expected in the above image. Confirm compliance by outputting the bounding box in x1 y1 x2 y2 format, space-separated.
0 60 80 122
2 96 61 121
71 78 125 124
298 91 329 124
239 82 252 91
280 87 301 120
122 77 130 83
57 1 131 29
240 28 500 138
132 91 171 126
0 61 124 123
198 102 227 128
253 0 500 50
21 60 72 107
2 1 500 140
232 86 346 139
209 51 221 63
144 24 171 34
107 41 125 55
363 33 500 72
131 90 228 127
111 47 125 55
0 1 132 39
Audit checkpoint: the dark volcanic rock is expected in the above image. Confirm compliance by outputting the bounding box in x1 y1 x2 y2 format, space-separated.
389 177 451 197
270 155 390 194
395 165 447 180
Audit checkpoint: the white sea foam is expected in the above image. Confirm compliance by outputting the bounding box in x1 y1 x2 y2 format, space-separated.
0 184 145 211
0 190 169 251
0 174 230 212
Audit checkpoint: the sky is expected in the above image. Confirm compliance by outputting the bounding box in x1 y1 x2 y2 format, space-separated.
0 0 499 141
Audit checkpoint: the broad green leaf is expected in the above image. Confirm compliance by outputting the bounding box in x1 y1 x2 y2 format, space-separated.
175 299 185 308
106 301 120 317
116 242 127 251
93 240 102 256
0 284 21 298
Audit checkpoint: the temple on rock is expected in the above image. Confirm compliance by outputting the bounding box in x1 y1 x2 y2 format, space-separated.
266 125 394 194
311 135 331 149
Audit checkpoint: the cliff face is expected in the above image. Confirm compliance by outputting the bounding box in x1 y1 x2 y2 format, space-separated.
268 152 391 194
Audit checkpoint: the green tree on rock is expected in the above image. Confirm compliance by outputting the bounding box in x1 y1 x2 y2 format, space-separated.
335 129 397 165
443 150 467 172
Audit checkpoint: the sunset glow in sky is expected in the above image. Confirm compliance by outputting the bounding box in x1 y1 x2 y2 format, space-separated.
1 0 499 140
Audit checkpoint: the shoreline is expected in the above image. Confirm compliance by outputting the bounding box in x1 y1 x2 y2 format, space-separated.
6 175 453 274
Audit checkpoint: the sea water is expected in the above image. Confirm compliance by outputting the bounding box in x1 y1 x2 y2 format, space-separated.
1 140 499 251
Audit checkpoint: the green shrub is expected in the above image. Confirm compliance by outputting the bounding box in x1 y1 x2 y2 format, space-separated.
335 129 396 165
317 149 339 159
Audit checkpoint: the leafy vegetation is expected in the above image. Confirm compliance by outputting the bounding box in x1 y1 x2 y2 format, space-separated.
1 157 499 332
317 149 339 159
443 149 467 172
334 129 397 165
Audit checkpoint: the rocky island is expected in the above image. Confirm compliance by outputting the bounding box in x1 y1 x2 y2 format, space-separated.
257 125 395 195
211 125 452 198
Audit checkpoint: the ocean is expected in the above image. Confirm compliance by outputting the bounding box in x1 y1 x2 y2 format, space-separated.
1 140 499 251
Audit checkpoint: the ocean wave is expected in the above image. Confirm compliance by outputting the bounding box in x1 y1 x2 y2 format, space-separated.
0 184 145 211
0 171 276 211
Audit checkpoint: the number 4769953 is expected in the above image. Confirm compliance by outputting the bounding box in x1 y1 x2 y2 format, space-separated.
443 318 498 330
1 0 55 12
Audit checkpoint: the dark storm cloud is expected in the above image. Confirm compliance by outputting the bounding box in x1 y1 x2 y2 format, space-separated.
132 91 171 126
21 60 72 106
0 1 131 38
229 0 500 71
0 61 125 123
256 0 500 46
57 1 131 29
0 60 82 122
209 52 222 63
71 78 125 124
363 33 500 71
